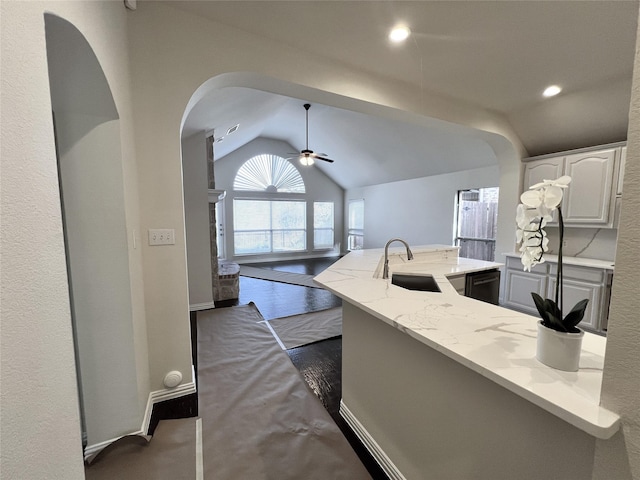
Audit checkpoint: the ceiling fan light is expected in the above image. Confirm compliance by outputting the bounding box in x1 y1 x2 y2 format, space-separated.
543 85 562 98
389 25 411 43
300 155 314 166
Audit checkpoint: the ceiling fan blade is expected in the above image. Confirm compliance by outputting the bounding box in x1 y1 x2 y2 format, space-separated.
314 155 335 163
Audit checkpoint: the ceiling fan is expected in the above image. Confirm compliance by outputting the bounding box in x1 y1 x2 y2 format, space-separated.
288 103 335 165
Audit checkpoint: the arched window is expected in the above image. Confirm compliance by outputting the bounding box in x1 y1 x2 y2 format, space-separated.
233 154 305 193
232 154 309 255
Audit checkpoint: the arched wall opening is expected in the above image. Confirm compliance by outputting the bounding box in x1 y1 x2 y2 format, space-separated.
180 72 520 307
44 13 142 448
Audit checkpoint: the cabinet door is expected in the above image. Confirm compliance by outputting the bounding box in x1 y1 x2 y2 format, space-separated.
523 157 564 191
504 269 548 315
617 146 626 195
522 158 564 224
562 149 616 225
546 277 602 331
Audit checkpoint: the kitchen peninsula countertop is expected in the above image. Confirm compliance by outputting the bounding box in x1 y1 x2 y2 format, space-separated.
504 252 615 270
314 245 620 439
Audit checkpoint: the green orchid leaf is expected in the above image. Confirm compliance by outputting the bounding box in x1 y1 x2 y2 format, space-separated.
531 293 548 319
563 299 589 332
544 298 562 324
531 293 564 331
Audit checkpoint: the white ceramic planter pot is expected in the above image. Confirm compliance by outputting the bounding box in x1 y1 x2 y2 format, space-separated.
536 321 584 372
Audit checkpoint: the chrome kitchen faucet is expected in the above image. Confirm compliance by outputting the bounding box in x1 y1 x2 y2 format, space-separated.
383 238 414 279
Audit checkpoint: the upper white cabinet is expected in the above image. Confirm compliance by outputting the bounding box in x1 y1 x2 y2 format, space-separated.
562 149 616 225
617 146 627 195
522 157 564 191
523 145 622 228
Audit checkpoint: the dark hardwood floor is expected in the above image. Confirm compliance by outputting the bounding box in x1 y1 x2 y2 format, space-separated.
214 256 390 480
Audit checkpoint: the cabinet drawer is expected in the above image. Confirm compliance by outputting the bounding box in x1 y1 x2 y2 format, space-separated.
506 256 548 274
548 264 605 284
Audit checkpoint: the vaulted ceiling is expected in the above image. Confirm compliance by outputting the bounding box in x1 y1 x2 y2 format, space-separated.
177 1 638 189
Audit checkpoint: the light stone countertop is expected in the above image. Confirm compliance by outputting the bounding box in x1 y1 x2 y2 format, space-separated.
504 252 615 270
314 245 620 439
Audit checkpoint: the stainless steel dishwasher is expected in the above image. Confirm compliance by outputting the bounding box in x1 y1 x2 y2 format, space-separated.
465 269 501 305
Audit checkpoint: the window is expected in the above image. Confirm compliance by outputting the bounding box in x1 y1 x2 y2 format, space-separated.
314 202 334 249
234 200 306 255
348 199 364 250
234 154 305 193
455 187 499 261
232 154 307 256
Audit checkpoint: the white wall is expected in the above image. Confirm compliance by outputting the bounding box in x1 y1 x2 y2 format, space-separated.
55 112 142 445
1 1 146 477
214 137 344 262
593 7 640 477
182 132 214 308
345 165 500 249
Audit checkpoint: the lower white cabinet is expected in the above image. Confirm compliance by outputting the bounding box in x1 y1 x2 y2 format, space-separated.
504 267 547 315
546 277 602 331
504 256 608 332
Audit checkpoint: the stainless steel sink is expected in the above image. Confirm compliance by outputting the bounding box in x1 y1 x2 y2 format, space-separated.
391 273 441 292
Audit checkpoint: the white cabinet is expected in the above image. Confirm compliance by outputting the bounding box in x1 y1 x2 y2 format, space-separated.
617 146 627 195
522 157 564 191
505 270 548 315
546 278 602 331
523 146 620 227
562 149 616 225
503 256 608 332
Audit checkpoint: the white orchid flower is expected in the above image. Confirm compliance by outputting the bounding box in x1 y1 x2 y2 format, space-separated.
522 175 571 210
529 175 572 190
516 176 571 271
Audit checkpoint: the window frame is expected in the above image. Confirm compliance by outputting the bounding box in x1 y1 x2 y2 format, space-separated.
233 196 307 256
313 201 335 250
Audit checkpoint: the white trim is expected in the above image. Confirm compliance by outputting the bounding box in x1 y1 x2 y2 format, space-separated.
195 418 203 480
190 301 215 312
339 400 407 480
83 381 197 462
84 431 150 464
144 381 197 423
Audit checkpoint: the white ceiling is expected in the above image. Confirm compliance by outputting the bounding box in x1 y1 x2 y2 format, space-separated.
177 1 639 189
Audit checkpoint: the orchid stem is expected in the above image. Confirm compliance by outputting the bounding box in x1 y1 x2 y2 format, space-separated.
557 207 563 319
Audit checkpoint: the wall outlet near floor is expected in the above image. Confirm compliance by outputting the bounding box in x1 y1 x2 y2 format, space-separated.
148 228 175 246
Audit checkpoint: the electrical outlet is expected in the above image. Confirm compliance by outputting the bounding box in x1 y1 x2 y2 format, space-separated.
148 229 175 246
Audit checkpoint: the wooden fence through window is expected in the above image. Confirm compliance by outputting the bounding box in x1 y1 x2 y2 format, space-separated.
456 201 498 261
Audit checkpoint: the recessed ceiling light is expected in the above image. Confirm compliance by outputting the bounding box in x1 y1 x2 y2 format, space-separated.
543 85 562 98
389 25 411 43
227 124 239 135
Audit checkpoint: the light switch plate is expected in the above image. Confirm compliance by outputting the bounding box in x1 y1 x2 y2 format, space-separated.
148 229 175 246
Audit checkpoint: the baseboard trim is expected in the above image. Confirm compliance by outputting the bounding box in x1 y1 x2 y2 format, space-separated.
84 430 150 464
189 301 215 312
143 381 197 433
339 400 407 480
84 381 197 462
